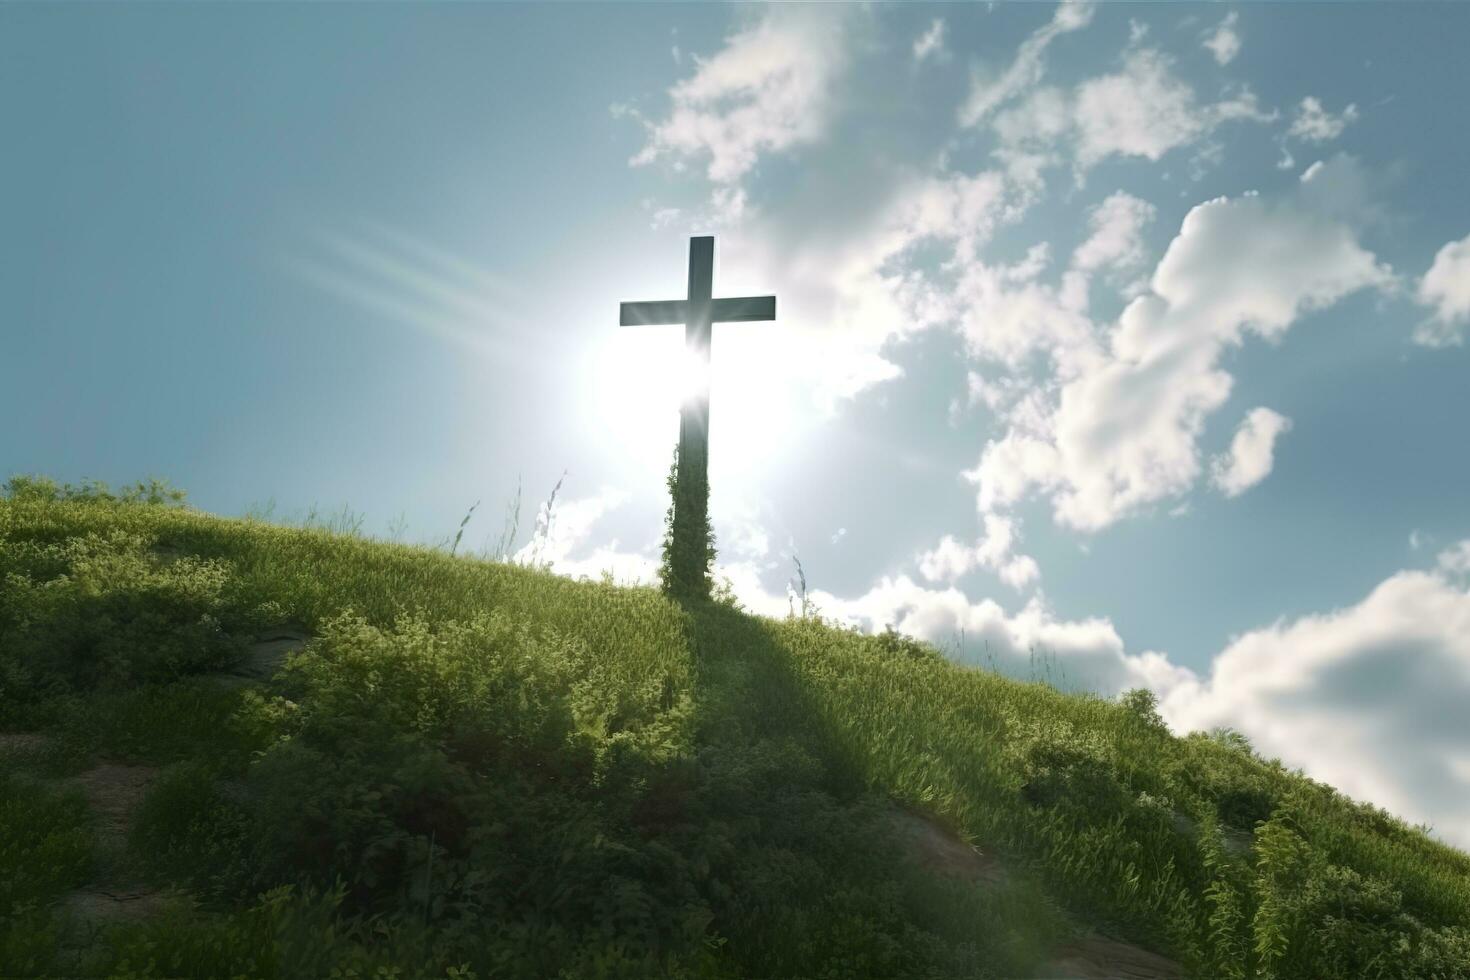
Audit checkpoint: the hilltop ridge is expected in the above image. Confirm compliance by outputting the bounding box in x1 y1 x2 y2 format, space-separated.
3 481 1470 978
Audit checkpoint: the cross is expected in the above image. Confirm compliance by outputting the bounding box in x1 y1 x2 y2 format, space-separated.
620 235 776 597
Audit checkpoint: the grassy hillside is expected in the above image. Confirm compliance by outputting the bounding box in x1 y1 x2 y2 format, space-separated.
3 479 1470 979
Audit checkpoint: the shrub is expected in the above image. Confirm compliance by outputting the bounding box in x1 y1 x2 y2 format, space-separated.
0 529 266 704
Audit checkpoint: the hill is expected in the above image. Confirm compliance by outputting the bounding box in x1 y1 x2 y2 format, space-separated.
3 478 1470 978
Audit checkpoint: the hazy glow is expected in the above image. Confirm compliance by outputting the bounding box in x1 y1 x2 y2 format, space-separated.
287 223 534 364
587 323 807 487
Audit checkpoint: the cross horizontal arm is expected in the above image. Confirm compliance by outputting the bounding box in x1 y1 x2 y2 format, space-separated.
711 295 776 323
620 300 689 326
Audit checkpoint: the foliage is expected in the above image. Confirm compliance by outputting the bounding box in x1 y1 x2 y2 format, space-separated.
0 775 94 917
658 445 716 603
3 475 186 507
0 527 270 708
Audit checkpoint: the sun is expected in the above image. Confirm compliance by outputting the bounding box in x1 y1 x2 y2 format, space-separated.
584 326 807 489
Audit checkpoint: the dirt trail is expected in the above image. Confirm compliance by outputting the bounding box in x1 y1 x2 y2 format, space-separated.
69 763 157 850
1036 934 1186 979
887 805 1010 887
889 805 1185 980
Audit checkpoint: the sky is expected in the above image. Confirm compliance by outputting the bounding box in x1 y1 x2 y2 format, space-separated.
4 1 1470 845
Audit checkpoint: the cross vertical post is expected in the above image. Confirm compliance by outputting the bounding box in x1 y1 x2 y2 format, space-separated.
679 236 714 590
619 236 776 600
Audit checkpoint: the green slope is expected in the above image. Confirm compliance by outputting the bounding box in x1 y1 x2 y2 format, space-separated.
3 480 1470 978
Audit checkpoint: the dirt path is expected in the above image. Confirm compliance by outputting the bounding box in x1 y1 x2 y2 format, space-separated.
889 805 1186 980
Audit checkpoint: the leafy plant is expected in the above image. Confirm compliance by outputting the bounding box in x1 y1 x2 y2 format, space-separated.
658 445 715 602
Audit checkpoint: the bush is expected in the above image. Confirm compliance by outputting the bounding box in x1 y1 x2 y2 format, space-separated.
2 475 186 506
0 529 266 704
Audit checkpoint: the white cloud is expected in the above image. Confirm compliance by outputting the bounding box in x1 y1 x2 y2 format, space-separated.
711 162 1034 413
1439 540 1470 577
959 2 1096 127
1210 407 1292 497
512 488 660 584
917 514 1040 590
985 46 1270 181
1202 11 1241 66
913 18 947 64
917 534 977 583
715 497 773 560
800 574 1192 696
631 7 854 185
1288 96 1359 144
1073 49 1266 169
950 246 1098 375
1415 233 1470 347
971 158 1394 531
1161 564 1470 850
1072 191 1157 273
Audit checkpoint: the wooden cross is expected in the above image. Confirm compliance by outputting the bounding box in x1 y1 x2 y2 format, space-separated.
620 235 776 596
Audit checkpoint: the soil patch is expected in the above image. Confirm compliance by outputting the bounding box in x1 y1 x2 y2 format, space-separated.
0 731 52 755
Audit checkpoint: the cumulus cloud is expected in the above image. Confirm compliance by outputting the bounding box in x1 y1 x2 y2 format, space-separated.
630 6 854 185
1210 407 1293 497
1202 12 1241 66
1072 191 1157 274
1439 541 1470 577
802 574 1193 696
986 45 1270 182
706 161 1037 413
1161 560 1470 849
913 18 947 64
959 2 1095 127
949 246 1097 375
931 192 1155 399
1288 96 1359 144
1414 233 1470 347
512 488 660 584
917 514 1040 590
1073 49 1267 169
970 158 1394 530
715 497 774 561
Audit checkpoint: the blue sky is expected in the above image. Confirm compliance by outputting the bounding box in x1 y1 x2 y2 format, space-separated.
5 2 1470 845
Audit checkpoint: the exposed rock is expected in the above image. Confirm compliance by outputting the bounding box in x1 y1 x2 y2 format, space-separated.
62 886 174 925
1035 933 1186 979
217 627 312 684
1170 809 1253 857
147 543 188 566
1222 826 1254 856
53 885 180 971
886 805 1009 887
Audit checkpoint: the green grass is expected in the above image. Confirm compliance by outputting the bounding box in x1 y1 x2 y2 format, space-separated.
3 477 1470 978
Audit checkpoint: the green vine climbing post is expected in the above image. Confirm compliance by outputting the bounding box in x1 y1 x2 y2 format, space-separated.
619 236 776 600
